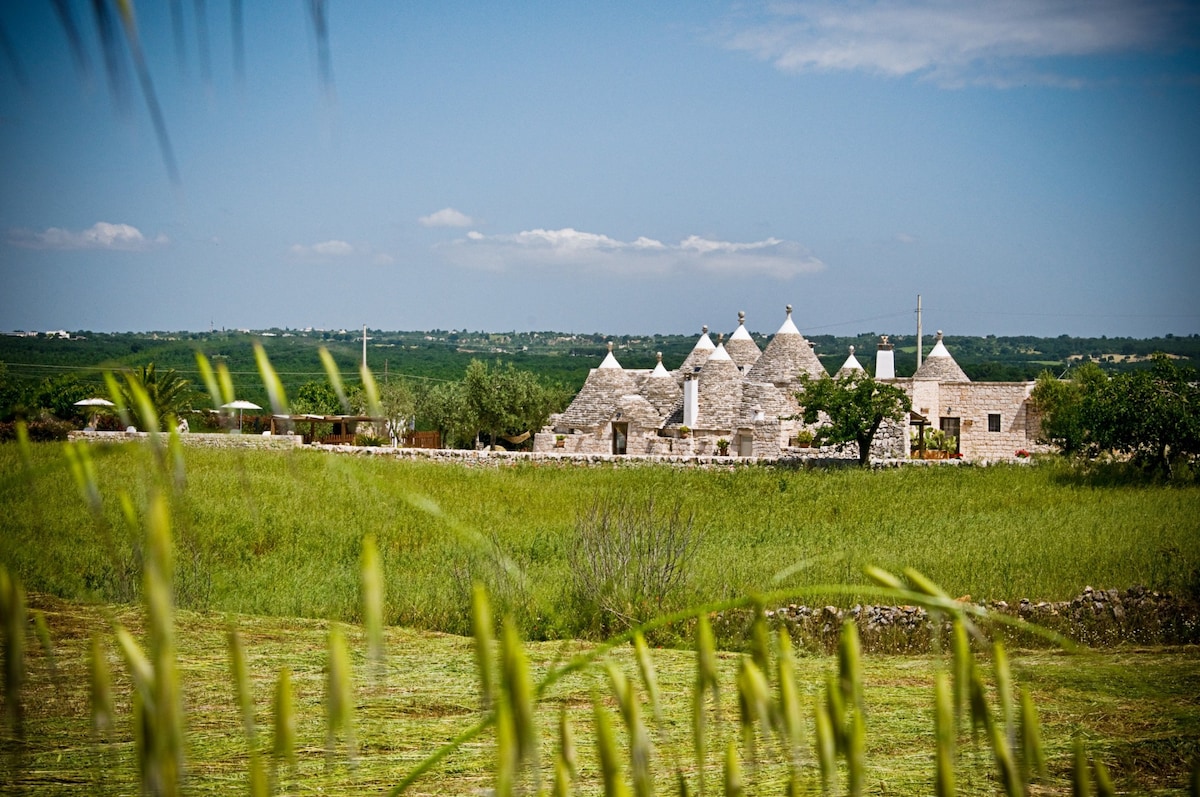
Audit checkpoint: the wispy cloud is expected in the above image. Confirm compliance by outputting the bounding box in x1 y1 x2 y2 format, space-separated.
436 227 825 278
418 207 475 227
6 222 165 251
722 0 1198 87
290 239 355 257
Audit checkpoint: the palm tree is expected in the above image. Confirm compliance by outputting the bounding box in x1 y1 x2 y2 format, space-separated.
120 363 195 429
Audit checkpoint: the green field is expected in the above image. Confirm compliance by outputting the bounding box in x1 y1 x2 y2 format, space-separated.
2 443 1198 640
3 442 1200 794
10 594 1200 795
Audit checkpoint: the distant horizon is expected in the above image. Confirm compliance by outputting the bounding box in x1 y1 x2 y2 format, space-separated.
8 320 1196 341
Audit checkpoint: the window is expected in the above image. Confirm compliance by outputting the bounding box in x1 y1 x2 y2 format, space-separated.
988 413 1001 433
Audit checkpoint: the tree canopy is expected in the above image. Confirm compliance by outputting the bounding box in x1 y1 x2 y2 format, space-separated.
1032 355 1200 477
793 372 912 466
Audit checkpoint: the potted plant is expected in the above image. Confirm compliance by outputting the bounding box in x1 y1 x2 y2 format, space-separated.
679 425 691 439
793 429 814 448
716 438 730 456
554 434 565 449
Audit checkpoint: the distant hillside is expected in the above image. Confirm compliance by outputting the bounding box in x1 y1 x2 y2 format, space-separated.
2 327 1196 408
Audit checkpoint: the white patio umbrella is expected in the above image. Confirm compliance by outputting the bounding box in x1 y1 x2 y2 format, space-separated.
74 397 116 428
220 400 262 431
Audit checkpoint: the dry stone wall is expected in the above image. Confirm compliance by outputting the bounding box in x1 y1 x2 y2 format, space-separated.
68 430 304 450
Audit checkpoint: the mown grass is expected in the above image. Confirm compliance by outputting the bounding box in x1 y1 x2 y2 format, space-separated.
9 593 1199 795
2 442 1198 640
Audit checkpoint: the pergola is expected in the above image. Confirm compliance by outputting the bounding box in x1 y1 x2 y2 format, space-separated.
269 414 386 444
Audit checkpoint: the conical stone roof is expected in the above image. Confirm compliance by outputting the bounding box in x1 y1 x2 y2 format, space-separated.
746 305 827 386
678 326 716 375
557 343 638 428
641 352 682 418
913 331 970 382
725 311 762 371
696 344 742 430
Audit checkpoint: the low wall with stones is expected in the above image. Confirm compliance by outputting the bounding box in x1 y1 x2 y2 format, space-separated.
712 585 1199 653
68 430 304 450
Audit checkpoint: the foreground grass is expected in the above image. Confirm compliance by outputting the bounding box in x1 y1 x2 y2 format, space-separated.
2 442 1198 639
8 594 1199 795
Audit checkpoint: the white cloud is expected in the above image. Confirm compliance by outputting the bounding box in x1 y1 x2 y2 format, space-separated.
418 207 475 227
6 222 162 251
722 0 1197 87
290 239 355 257
436 227 825 279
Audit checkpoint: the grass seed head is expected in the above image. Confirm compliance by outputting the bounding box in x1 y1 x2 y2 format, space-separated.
272 667 296 766
360 534 385 664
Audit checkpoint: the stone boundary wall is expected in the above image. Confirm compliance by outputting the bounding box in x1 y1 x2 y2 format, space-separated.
68 430 304 450
713 585 1199 653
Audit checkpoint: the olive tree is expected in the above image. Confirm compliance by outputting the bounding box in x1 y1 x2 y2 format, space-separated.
793 372 912 466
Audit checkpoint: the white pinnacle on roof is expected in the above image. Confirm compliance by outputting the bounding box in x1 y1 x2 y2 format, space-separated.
836 345 865 378
598 341 622 369
708 342 732 361
651 351 671 377
913 331 970 382
678 325 717 373
725 310 762 370
776 305 801 335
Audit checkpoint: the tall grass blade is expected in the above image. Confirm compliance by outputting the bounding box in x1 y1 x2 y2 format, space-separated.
694 612 719 797
0 568 26 739
360 534 385 664
989 719 1021 797
104 371 133 430
194 352 223 409
226 622 257 746
1094 757 1115 797
633 630 663 724
500 618 537 781
749 601 770 677
90 635 113 737
494 694 517 797
993 641 1014 746
216 361 236 409
319 346 352 413
471 583 495 711
723 740 743 797
951 619 971 729
933 671 955 797
558 708 578 782
32 611 58 684
272 667 296 766
64 442 102 518
735 658 770 773
813 696 836 795
1018 686 1046 781
1072 738 1092 797
326 623 356 764
360 362 384 420
608 663 653 797
144 493 183 796
253 342 290 415
775 628 804 790
593 692 626 797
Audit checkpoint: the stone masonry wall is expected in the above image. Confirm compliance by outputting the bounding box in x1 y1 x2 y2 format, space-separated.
937 382 1044 461
69 430 305 450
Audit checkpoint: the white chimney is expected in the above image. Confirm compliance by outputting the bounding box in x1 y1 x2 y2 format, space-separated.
683 375 698 429
876 335 895 379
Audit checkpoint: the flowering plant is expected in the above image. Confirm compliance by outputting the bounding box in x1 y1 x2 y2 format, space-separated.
1015 449 1031 459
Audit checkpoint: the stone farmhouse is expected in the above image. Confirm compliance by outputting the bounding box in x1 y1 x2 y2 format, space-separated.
533 306 1043 462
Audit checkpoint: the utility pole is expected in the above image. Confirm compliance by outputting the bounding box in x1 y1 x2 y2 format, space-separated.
362 324 368 370
915 294 923 371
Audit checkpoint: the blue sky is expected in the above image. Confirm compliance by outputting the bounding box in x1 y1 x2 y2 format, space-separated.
1 1 1198 338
